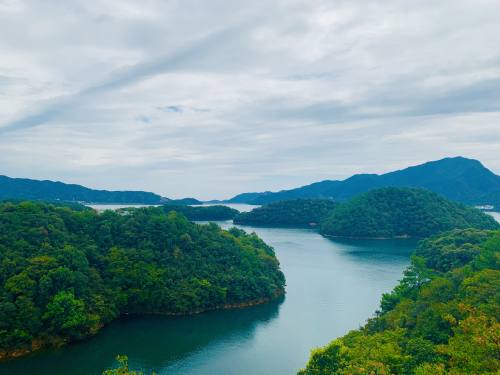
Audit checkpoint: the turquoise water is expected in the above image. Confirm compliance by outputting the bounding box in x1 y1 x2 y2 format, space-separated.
0 220 416 375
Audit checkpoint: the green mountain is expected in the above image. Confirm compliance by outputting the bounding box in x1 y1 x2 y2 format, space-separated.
321 187 499 239
299 229 500 374
234 199 337 228
0 175 168 204
0 201 284 361
227 157 500 208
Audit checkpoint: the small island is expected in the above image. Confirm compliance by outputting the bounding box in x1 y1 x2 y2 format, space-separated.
0 201 285 361
161 204 239 221
320 187 499 238
233 199 337 228
299 228 500 374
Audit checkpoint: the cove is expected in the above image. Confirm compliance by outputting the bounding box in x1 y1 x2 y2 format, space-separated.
0 215 416 375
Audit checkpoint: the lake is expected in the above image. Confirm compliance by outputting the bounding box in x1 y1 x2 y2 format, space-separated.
0 207 419 374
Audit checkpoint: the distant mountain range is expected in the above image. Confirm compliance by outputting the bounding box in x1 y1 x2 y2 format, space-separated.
0 175 191 205
227 157 500 208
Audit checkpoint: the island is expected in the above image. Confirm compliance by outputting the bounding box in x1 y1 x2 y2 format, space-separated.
0 201 285 361
233 199 337 228
299 228 500 374
320 187 499 238
161 204 239 221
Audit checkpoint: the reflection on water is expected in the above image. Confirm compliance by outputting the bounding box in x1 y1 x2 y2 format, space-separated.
0 300 282 375
0 221 415 375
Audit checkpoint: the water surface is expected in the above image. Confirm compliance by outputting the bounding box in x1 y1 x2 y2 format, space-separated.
0 217 416 375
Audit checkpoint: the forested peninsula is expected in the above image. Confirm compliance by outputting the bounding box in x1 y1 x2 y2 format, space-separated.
320 187 499 238
233 199 337 227
0 201 285 361
299 229 500 374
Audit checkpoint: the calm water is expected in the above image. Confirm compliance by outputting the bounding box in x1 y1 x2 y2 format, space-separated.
1 211 417 375
87 203 258 212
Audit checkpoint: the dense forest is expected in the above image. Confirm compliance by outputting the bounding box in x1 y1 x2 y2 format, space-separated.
161 204 239 221
228 157 500 209
320 187 499 238
299 228 500 374
233 199 337 227
0 201 285 360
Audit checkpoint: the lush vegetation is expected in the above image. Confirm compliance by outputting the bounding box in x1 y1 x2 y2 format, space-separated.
165 198 203 205
0 175 166 204
0 201 284 360
320 187 499 238
160 204 239 221
234 199 337 227
299 228 500 374
228 157 500 209
103 356 151 375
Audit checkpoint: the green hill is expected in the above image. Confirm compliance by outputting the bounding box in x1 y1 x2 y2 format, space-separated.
0 201 284 361
233 199 337 228
227 157 500 209
161 204 239 221
321 187 499 238
299 229 500 374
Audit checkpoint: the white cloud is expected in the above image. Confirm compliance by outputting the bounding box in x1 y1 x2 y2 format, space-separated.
0 0 499 199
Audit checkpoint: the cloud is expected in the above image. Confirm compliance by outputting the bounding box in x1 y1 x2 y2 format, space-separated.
157 105 183 113
0 0 499 199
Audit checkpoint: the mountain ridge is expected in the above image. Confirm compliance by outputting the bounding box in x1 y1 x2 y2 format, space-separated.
227 157 500 208
0 175 168 204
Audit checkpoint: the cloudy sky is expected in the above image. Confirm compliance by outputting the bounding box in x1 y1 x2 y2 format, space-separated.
1 0 499 199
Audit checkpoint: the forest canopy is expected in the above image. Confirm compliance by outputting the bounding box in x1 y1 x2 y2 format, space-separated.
160 204 239 221
233 199 337 228
299 228 500 374
320 187 499 238
0 201 284 360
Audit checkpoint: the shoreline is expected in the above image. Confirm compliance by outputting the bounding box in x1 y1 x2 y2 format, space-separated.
0 290 285 363
321 233 420 240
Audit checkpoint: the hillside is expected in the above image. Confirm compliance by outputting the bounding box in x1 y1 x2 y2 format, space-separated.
0 201 285 361
162 204 239 221
0 175 168 204
233 199 337 227
320 187 499 238
299 229 500 374
227 157 500 208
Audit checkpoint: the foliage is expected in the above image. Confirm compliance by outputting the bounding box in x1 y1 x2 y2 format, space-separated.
299 229 500 374
233 199 337 227
320 187 499 238
0 201 284 357
160 204 239 221
102 355 153 375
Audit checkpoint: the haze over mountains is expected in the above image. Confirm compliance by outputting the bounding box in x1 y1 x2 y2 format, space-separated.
227 157 500 208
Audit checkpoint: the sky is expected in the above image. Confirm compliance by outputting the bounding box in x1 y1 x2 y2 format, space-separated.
1 0 500 200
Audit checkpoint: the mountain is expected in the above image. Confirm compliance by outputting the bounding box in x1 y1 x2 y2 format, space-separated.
320 187 499 238
227 157 500 208
0 175 168 204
